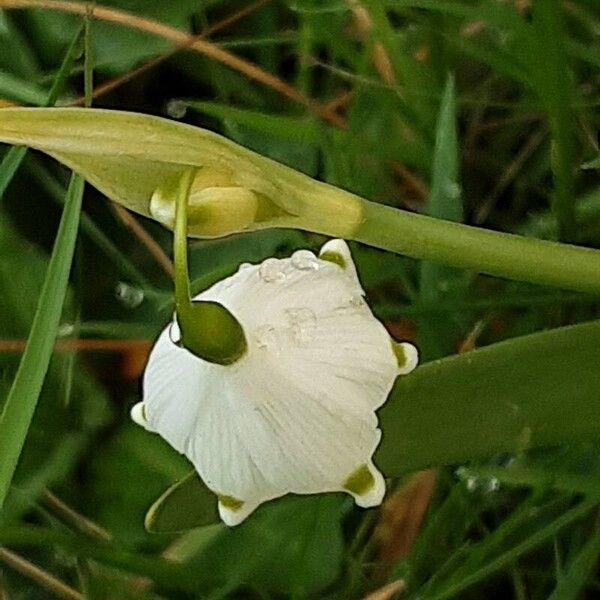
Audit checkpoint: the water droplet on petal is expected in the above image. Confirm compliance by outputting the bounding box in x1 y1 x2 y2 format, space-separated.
238 262 252 272
333 294 365 315
115 282 144 308
286 307 317 345
254 325 279 353
349 295 364 308
291 250 319 271
259 258 286 282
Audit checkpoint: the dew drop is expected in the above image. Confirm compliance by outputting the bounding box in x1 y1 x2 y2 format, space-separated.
115 282 144 308
238 262 252 272
166 99 187 119
349 295 363 308
254 325 279 353
486 477 500 493
259 258 286 282
466 477 478 492
445 182 462 200
455 466 478 492
57 323 75 337
291 250 319 271
286 307 317 345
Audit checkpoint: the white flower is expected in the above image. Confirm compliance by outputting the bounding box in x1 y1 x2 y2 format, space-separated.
131 240 418 526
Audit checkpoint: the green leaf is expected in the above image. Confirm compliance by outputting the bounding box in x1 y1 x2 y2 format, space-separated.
377 319 600 475
0 173 83 508
86 425 190 545
182 100 326 145
145 471 218 533
183 495 345 597
0 69 47 105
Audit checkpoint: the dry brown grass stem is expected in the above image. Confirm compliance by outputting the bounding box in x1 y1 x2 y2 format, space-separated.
0 548 83 600
0 0 346 127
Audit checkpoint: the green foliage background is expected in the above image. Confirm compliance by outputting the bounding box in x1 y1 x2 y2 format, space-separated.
1 0 600 598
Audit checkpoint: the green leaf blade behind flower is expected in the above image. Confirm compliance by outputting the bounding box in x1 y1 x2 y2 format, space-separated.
377 319 600 475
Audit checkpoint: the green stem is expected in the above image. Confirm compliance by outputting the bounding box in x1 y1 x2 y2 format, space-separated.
172 169 247 365
354 199 600 295
173 168 196 322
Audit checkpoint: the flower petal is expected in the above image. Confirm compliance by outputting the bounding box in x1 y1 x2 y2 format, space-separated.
394 341 420 375
137 241 417 525
319 238 361 287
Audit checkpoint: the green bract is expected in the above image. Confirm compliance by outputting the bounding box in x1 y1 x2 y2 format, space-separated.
0 107 363 239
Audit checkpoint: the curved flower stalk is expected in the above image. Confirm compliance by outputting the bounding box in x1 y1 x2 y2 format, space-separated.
131 237 418 526
2 107 600 293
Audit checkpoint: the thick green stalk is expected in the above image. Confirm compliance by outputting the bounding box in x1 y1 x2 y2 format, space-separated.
354 199 600 295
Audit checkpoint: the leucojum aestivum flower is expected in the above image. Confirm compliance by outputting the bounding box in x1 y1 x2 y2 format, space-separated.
130 170 419 526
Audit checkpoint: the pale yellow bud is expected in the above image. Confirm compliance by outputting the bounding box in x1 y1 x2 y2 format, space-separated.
150 168 260 237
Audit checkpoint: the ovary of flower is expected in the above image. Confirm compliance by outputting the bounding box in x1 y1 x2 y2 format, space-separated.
131 239 418 526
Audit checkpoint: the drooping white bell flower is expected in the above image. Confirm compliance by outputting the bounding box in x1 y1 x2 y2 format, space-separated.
132 239 418 526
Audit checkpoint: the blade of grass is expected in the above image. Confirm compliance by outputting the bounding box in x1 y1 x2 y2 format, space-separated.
462 463 600 497
425 496 600 600
0 70 47 105
531 0 577 241
24 156 152 287
0 525 198 592
0 548 82 600
548 518 600 600
0 146 27 198
418 74 468 360
0 22 83 200
0 173 83 508
83 10 92 108
0 27 90 498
